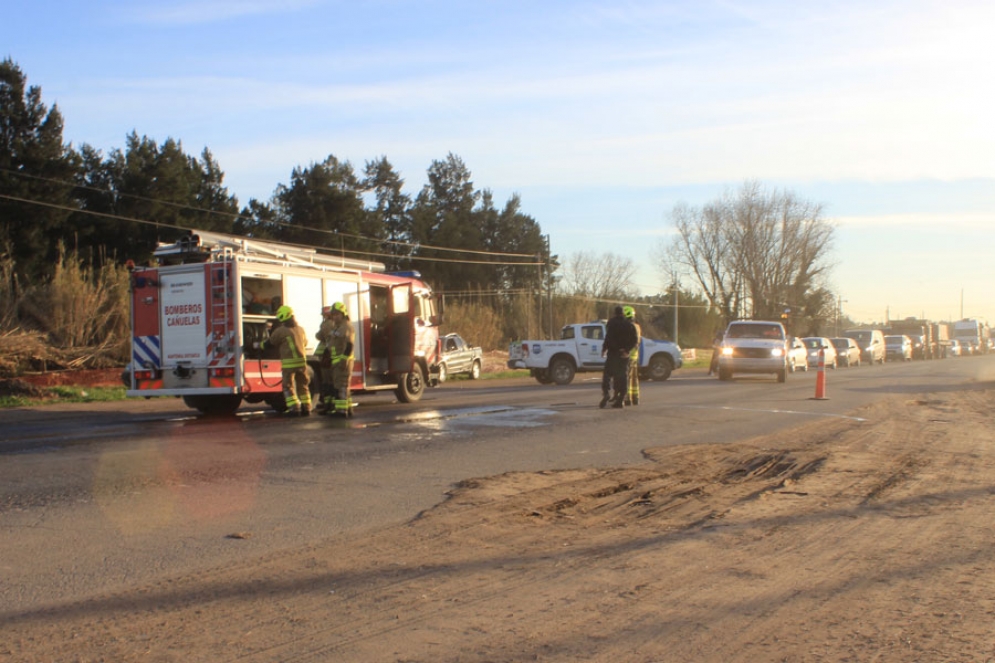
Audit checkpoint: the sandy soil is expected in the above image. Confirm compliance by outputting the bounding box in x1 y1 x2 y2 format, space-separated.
4 384 995 662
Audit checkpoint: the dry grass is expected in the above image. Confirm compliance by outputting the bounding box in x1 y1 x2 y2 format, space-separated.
0 244 130 377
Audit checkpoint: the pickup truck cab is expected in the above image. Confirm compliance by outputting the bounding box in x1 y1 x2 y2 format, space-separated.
508 321 682 385
434 333 483 382
717 320 790 383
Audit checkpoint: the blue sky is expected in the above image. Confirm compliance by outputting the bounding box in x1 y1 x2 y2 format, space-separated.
5 0 994 325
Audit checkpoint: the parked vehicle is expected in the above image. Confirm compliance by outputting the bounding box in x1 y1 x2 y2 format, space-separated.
831 337 862 367
436 333 483 382
508 321 682 385
947 339 963 357
842 328 886 365
124 230 442 414
787 337 808 373
885 335 913 362
717 320 789 383
801 337 838 369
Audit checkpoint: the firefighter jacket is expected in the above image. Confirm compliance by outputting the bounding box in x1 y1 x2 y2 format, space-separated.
327 318 355 363
630 322 642 361
315 317 335 356
267 321 308 369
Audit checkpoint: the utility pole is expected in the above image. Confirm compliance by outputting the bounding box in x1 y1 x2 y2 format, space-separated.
672 280 679 345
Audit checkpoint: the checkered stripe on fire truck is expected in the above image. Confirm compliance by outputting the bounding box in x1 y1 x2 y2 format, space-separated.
207 329 236 366
132 335 161 368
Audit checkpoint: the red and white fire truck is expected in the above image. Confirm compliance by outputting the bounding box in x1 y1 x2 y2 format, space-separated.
124 230 443 414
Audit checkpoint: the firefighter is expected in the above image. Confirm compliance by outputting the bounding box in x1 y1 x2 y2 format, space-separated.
600 305 638 409
314 305 335 413
322 301 355 417
623 305 641 406
266 305 312 416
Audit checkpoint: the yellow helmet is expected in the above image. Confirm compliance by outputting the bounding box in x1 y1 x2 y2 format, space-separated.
331 302 347 315
623 305 635 319
275 305 294 322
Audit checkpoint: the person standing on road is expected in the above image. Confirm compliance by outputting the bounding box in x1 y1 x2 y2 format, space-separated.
708 330 724 376
266 305 312 416
600 305 638 409
623 305 641 406
315 305 336 414
324 302 355 417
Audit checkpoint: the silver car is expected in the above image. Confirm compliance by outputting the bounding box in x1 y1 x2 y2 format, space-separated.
830 337 862 367
801 337 838 369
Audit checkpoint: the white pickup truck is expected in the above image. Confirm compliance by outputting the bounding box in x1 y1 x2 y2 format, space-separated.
508 321 683 385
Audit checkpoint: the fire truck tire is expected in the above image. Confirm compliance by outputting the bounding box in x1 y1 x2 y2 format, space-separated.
182 394 243 416
396 364 426 403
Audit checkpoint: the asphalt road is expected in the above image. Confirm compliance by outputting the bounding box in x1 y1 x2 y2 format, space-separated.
2 356 994 615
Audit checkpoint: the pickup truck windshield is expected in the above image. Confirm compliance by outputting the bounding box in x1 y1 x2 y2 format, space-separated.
727 324 784 340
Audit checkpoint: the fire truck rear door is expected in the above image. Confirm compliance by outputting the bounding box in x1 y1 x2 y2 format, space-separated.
387 282 415 374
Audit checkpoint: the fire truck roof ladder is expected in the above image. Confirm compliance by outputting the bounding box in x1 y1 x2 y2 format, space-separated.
155 229 386 274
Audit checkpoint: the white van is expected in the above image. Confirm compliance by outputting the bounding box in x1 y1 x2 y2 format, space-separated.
842 329 886 365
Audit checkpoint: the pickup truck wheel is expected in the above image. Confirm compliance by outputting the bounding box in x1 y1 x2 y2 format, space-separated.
469 360 481 380
646 354 673 381
395 364 426 403
549 357 576 385
436 362 448 383
533 369 554 385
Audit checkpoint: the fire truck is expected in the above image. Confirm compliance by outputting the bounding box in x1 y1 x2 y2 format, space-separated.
124 230 442 415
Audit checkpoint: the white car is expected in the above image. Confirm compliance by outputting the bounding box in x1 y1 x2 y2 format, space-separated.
946 340 962 357
802 337 838 369
787 337 809 373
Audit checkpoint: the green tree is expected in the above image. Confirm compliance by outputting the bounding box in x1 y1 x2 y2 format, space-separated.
0 58 81 278
410 153 484 290
363 156 412 268
273 155 377 253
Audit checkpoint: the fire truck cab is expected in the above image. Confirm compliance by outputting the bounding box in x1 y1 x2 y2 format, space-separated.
125 230 442 415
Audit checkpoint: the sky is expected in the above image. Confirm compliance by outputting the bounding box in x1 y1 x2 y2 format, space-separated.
4 0 994 326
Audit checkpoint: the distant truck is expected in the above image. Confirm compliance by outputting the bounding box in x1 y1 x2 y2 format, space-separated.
952 319 990 355
931 322 950 358
508 321 683 385
886 318 933 359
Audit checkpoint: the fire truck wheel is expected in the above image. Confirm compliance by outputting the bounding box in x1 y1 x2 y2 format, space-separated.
396 364 426 403
182 394 243 416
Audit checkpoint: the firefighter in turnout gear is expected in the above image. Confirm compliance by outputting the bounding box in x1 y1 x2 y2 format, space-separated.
266 305 312 416
314 305 336 414
623 305 641 406
316 301 355 417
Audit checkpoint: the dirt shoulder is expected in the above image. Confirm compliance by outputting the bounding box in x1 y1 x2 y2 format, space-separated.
5 386 995 662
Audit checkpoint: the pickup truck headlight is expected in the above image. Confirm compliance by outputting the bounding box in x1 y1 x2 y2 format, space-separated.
721 347 734 356
770 348 784 357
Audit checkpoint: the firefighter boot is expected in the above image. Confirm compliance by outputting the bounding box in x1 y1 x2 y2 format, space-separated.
599 393 610 409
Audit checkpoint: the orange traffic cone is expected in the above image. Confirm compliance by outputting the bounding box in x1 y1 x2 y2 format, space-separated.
811 348 828 400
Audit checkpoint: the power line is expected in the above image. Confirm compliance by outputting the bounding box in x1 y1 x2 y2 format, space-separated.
0 192 543 268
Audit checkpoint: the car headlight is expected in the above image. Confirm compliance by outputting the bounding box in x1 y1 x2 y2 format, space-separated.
721 347 733 356
771 348 784 357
